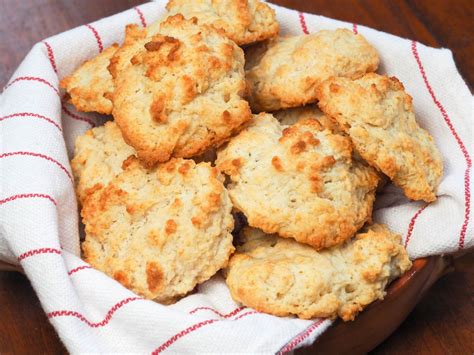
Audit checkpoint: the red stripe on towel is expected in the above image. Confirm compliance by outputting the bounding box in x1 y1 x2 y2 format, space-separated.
0 151 72 183
189 306 245 318
68 265 93 276
85 24 104 52
0 193 57 207
43 41 58 73
18 247 61 262
405 204 429 248
62 103 95 127
134 6 147 27
47 297 143 327
152 311 258 354
3 76 59 96
352 23 358 34
0 112 62 132
277 319 326 354
298 12 309 34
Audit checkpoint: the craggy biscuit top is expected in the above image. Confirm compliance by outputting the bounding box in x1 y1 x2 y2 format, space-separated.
60 44 118 114
316 73 443 202
112 14 251 166
108 20 162 82
226 225 412 320
216 113 379 249
245 29 379 112
165 0 279 45
60 20 162 116
71 121 136 203
82 157 235 303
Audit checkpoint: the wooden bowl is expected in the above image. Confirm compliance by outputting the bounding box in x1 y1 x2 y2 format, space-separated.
0 260 22 273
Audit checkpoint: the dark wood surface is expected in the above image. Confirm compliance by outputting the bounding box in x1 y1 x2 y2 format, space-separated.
0 0 472 353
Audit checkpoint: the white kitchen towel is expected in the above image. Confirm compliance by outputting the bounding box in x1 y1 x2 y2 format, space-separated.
0 1 472 353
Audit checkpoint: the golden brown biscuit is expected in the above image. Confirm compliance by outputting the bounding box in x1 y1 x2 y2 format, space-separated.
165 0 279 45
216 113 379 249
226 225 412 320
60 45 118 114
112 14 252 166
71 121 135 203
82 157 235 303
316 73 443 202
245 29 379 112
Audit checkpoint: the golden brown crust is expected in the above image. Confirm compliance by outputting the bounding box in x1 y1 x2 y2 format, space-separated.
245 29 379 112
70 121 136 203
60 45 119 114
316 73 444 202
112 15 251 166
165 0 279 45
81 157 235 303
108 21 162 81
226 225 412 321
216 113 379 249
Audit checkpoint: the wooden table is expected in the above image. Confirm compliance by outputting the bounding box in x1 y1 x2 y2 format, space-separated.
0 0 472 353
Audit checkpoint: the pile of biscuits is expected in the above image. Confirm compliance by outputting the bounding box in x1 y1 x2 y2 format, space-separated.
64 0 443 321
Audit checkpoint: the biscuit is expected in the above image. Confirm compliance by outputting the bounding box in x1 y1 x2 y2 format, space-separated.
316 73 444 202
245 29 379 112
273 104 342 133
82 157 235 303
112 14 252 166
60 44 118 114
226 225 412 320
216 113 379 249
71 121 136 203
165 0 279 45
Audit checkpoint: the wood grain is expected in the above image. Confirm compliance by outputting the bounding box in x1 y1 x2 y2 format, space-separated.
0 0 472 353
